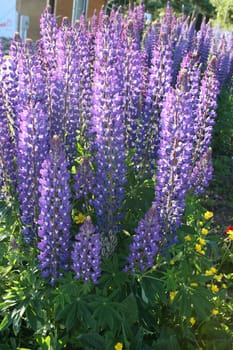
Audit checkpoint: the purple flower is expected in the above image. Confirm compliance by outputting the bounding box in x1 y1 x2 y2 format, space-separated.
125 206 161 273
155 81 194 236
72 217 102 284
135 31 173 176
90 15 127 255
73 157 94 207
37 136 71 284
17 103 49 242
190 57 220 193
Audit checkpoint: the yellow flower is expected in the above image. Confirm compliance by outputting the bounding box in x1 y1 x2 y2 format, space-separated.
222 283 227 289
199 221 204 227
169 291 178 302
190 282 199 287
170 260 175 265
212 309 219 316
226 230 233 241
204 211 213 220
214 274 223 282
205 267 217 276
185 235 192 241
201 228 209 235
195 244 205 255
210 284 219 293
198 237 206 246
74 213 86 224
115 342 123 350
189 317 196 326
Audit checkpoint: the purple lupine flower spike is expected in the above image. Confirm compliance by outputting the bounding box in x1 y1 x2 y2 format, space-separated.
38 136 71 285
72 216 102 284
155 78 194 236
0 64 17 199
74 157 94 208
190 57 220 193
135 31 173 176
125 205 161 273
91 14 127 255
17 103 49 243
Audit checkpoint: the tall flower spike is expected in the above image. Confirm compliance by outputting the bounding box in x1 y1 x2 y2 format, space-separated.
74 157 94 209
17 103 49 243
17 39 49 243
0 59 17 199
125 205 161 273
155 82 194 237
91 14 127 255
190 56 220 193
72 216 102 284
135 31 173 176
38 136 71 285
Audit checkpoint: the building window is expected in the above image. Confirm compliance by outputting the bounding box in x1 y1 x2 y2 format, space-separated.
72 0 88 23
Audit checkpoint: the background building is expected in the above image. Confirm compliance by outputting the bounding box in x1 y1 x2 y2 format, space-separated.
16 0 106 41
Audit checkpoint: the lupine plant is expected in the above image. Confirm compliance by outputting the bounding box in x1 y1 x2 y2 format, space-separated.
0 2 233 349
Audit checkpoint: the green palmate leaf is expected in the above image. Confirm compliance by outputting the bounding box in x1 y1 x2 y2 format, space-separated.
77 332 105 349
141 276 166 305
93 302 121 332
120 293 138 324
153 326 181 350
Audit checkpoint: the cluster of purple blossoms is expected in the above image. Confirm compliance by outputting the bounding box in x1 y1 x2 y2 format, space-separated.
90 14 127 255
190 57 220 193
72 216 102 284
37 136 71 284
125 206 161 273
0 2 233 282
154 79 194 235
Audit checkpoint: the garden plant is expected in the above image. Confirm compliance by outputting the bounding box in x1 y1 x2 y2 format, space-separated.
0 2 233 349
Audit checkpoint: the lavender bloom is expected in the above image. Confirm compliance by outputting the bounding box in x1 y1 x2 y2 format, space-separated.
17 104 49 243
38 136 71 285
39 5 58 71
123 34 147 151
73 157 94 205
190 57 220 193
195 19 213 72
155 81 194 236
0 63 17 199
72 217 102 284
0 33 22 151
91 16 127 255
215 36 230 89
135 31 173 176
125 206 161 273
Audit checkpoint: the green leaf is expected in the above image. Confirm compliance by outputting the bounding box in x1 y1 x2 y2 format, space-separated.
153 326 181 350
0 314 11 331
93 302 121 332
121 293 138 324
77 333 105 349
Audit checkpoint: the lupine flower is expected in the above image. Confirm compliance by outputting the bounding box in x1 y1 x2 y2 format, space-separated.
72 216 102 284
37 136 71 284
154 78 194 236
91 15 127 255
195 19 213 72
73 157 94 207
0 66 17 199
190 57 220 193
135 31 173 176
125 205 161 273
17 39 49 242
